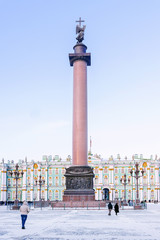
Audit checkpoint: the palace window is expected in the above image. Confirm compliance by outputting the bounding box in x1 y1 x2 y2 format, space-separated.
115 177 118 185
34 192 37 201
55 190 59 200
104 176 108 185
62 168 65 175
34 169 38 175
13 179 16 186
143 176 147 185
55 177 59 186
104 168 108 174
94 168 99 174
55 168 59 175
62 177 65 186
114 168 118 174
49 177 52 186
115 191 119 199
27 169 31 175
151 176 154 185
42 169 45 175
150 168 154 173
7 192 11 200
49 168 52 175
27 176 31 186
151 190 154 200
128 190 131 200
8 179 11 186
143 191 147 200
27 191 30 201
121 168 125 174
49 190 52 200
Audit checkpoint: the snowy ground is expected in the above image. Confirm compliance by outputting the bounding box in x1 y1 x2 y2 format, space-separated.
0 203 160 240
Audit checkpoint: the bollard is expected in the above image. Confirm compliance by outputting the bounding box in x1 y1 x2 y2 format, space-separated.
99 203 100 210
64 203 65 210
52 203 53 210
87 204 88 210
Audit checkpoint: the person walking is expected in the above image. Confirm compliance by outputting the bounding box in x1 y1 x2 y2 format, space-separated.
20 201 30 229
108 202 113 216
114 202 119 215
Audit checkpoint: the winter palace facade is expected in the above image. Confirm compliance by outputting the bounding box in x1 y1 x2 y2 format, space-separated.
0 154 160 203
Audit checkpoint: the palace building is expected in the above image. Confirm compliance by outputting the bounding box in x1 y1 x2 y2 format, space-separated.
0 154 160 203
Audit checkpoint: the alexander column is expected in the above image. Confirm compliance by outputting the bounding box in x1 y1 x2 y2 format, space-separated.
63 18 95 201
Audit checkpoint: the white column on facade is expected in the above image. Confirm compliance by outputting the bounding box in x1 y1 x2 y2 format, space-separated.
147 167 150 201
109 168 112 185
147 167 150 186
109 190 112 201
155 165 159 185
45 165 48 201
109 167 114 186
148 189 151 201
155 165 159 202
1 165 7 201
37 164 41 201
99 167 103 185
112 169 114 185
95 190 98 200
140 167 143 201
30 166 34 201
22 165 27 201
109 167 114 201
140 188 143 201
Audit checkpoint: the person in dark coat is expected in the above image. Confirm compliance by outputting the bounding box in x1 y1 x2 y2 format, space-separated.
108 202 113 215
114 203 119 215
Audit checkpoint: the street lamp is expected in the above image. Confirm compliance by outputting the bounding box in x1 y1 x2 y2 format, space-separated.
120 173 130 205
130 162 144 205
9 163 24 210
35 175 45 207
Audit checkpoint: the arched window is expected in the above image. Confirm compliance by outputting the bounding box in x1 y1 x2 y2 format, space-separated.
104 176 108 185
151 190 154 200
55 190 59 200
49 177 52 186
27 191 30 201
151 176 154 185
143 176 147 185
115 190 118 199
49 190 52 200
55 177 59 186
115 176 118 185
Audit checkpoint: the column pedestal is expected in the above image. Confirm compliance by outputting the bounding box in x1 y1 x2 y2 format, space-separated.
63 166 95 201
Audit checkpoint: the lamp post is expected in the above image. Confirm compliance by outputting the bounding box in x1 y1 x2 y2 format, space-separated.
9 163 24 210
35 175 45 208
120 173 130 205
130 162 144 205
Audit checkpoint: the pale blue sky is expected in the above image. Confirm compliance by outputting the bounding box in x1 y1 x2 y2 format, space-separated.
0 0 160 162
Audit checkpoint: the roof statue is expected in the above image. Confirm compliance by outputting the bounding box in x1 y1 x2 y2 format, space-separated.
76 17 86 43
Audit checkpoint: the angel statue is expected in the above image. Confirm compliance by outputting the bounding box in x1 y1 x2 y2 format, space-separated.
76 24 86 43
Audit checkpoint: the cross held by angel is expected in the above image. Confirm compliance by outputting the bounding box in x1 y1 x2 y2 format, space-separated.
76 17 86 43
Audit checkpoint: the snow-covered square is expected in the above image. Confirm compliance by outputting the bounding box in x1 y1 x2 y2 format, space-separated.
0 203 160 240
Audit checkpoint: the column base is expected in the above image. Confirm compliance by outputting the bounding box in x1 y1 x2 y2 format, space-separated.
63 166 95 201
